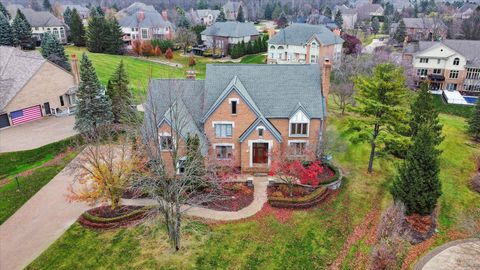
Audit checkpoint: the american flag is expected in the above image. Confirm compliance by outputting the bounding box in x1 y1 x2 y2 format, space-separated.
10 106 42 125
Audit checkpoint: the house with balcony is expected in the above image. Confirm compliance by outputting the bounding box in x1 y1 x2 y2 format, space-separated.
404 39 480 95
267 24 343 66
118 9 174 46
201 22 259 56
144 62 331 174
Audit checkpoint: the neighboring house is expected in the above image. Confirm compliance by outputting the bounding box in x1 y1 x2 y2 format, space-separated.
119 9 174 45
187 9 220 26
267 24 344 66
116 2 157 18
454 3 478 19
61 4 90 20
201 22 259 56
223 0 248 21
402 17 448 41
333 5 358 30
306 13 339 30
0 47 77 128
356 3 384 21
145 62 331 174
403 39 480 94
10 8 68 44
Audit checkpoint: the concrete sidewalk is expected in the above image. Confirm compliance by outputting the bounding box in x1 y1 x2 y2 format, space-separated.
414 238 480 270
0 163 89 270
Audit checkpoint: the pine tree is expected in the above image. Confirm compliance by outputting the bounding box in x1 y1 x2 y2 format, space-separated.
391 125 442 216
0 2 10 20
0 14 13 46
324 7 332 18
394 19 406 43
237 5 245 22
410 83 443 145
74 54 114 133
40 32 71 71
216 8 226 22
43 0 51 11
104 17 124 55
86 14 106 52
106 61 133 123
334 10 343 28
468 98 480 141
382 16 391 34
12 10 33 49
371 17 380 34
63 7 72 27
264 3 273 20
70 9 85 46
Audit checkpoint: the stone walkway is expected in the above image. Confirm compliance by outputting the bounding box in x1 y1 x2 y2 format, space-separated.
122 177 269 221
414 238 480 270
0 160 89 270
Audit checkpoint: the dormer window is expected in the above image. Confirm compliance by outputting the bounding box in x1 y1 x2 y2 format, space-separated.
453 57 460 65
291 123 308 136
289 109 310 137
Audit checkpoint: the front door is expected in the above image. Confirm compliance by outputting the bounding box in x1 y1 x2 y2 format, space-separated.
44 102 51 115
253 143 269 164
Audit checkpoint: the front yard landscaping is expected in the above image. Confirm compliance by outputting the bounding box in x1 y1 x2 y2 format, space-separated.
0 137 80 225
200 182 254 211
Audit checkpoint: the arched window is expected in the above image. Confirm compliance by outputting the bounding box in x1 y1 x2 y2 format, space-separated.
270 45 275 50
453 57 460 65
278 46 284 50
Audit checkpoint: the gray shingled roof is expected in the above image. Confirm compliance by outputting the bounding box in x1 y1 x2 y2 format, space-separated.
0 46 46 112
201 22 258 38
413 40 480 67
20 8 66 27
269 23 343 46
458 3 478 13
119 10 172 28
402 17 446 29
118 2 156 16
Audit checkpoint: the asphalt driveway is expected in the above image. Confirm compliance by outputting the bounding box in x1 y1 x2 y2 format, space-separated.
0 116 77 153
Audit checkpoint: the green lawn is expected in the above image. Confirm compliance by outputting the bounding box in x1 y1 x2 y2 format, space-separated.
27 101 479 269
240 54 267 64
0 150 79 225
432 94 473 119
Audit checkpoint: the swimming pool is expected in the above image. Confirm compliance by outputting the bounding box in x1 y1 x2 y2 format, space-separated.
464 96 478 104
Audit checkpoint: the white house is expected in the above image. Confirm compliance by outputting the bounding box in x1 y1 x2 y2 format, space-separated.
11 8 68 44
267 24 344 66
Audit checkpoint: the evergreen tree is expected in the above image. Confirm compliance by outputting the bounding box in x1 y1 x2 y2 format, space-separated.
43 0 51 11
104 17 124 54
324 7 332 18
237 5 245 22
63 7 72 27
382 16 391 34
272 4 282 19
12 9 33 49
216 8 226 22
264 3 273 20
86 14 106 52
410 83 443 145
185 134 206 182
371 17 380 34
468 98 480 141
30 0 42 11
106 61 133 123
70 9 85 46
178 15 190 28
40 32 71 71
197 0 208 9
0 2 10 20
334 10 343 28
74 54 114 133
391 125 442 216
0 14 14 46
394 19 406 43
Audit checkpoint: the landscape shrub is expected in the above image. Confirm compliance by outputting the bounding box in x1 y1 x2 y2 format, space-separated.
165 48 174 59
229 35 268 59
151 39 174 53
471 174 480 193
82 206 152 224
269 185 327 203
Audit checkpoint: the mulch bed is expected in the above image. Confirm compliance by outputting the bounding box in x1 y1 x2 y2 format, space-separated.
317 164 337 184
200 182 254 211
122 188 151 199
267 183 331 209
267 184 314 199
78 205 152 230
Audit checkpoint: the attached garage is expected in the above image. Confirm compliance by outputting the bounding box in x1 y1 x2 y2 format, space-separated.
10 105 42 126
0 114 10 128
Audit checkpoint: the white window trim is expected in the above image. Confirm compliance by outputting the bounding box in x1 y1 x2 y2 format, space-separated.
228 98 240 104
288 140 309 156
214 143 234 160
176 156 187 174
289 110 310 137
248 139 273 167
158 134 174 151
212 121 235 128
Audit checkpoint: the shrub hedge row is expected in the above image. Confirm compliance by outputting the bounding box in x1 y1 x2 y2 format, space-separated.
268 186 331 209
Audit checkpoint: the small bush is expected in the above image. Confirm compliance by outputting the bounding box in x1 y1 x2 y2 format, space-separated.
471 174 480 193
271 191 283 198
165 48 174 59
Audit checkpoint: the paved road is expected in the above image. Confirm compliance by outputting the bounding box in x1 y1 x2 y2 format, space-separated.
414 238 480 270
0 116 77 153
0 160 89 270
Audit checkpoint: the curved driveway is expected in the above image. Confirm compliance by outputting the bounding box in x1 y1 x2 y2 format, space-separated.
414 238 480 270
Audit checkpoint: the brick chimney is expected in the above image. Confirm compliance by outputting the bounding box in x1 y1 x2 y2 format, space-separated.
137 11 145 23
322 59 332 105
161 10 168 21
70 54 80 85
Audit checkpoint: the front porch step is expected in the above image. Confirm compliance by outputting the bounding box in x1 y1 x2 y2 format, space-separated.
253 173 268 177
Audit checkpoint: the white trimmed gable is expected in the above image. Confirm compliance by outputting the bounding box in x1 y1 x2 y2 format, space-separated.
414 43 467 70
290 109 310 123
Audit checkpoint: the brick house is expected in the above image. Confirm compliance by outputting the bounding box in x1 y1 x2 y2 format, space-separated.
0 47 77 128
201 22 259 56
267 24 343 66
145 63 331 174
402 18 448 41
403 39 480 95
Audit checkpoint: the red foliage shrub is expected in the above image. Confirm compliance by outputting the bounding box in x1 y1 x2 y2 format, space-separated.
165 48 174 59
341 32 362 55
154 46 162 57
132 40 142 55
141 41 154 57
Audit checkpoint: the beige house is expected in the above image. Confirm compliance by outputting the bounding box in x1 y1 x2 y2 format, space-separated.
0 47 76 128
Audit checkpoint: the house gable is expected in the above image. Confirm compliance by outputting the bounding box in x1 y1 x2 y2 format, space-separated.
239 117 283 143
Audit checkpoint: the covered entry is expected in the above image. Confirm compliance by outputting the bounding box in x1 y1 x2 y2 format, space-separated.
252 142 269 165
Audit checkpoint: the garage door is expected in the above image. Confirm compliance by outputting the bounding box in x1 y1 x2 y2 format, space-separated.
0 113 9 128
10 105 42 125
